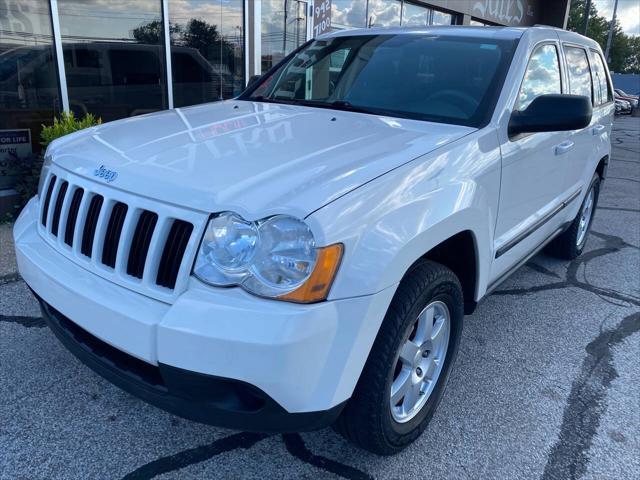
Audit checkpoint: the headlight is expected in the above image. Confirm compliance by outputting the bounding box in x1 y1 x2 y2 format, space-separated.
194 212 343 303
203 212 259 272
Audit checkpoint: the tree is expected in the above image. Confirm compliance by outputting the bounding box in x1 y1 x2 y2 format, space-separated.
567 0 638 73
132 20 181 45
179 19 233 62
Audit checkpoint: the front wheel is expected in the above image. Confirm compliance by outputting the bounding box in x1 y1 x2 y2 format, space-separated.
334 260 463 455
546 173 600 260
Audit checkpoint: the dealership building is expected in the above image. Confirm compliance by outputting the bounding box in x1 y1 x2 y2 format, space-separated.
0 0 570 212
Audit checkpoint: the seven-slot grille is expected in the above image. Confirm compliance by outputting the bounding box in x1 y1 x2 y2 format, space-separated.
39 171 200 296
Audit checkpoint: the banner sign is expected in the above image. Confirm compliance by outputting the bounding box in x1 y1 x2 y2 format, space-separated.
313 0 332 37
0 129 32 189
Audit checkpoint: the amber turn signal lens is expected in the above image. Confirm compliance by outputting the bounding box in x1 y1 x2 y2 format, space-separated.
280 243 344 303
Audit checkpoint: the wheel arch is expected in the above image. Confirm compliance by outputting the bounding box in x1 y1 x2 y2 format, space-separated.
411 230 479 315
596 154 609 181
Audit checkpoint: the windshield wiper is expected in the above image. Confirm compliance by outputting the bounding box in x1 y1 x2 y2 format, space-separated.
294 99 379 115
249 97 382 116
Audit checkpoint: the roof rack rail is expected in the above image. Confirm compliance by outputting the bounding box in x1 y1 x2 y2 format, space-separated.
532 24 564 30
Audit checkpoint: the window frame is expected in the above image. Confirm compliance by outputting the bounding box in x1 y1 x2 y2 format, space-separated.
561 42 594 105
513 40 564 113
589 48 614 106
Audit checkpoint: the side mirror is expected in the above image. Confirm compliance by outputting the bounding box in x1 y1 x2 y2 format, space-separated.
246 74 262 88
509 94 592 137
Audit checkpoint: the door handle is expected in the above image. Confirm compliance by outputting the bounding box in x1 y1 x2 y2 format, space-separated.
592 124 606 135
555 140 574 156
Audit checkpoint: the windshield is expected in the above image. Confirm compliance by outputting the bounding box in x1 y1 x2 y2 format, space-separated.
242 34 518 127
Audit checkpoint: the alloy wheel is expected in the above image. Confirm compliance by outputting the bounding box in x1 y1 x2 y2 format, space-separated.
390 300 450 423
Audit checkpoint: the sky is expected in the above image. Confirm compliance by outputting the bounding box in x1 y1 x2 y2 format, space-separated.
592 0 640 37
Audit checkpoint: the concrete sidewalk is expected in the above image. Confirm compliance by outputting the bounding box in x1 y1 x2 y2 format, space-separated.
0 223 18 284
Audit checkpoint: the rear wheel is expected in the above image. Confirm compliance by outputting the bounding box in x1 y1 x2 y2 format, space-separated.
334 260 463 455
547 173 600 260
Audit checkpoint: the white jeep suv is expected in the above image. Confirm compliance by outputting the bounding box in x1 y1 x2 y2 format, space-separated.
14 26 613 454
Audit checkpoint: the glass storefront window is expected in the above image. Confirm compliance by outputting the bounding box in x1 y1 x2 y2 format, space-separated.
402 2 431 26
402 3 453 27
432 10 453 25
169 0 244 107
261 0 308 73
57 0 167 122
332 0 366 30
368 0 401 28
0 0 60 188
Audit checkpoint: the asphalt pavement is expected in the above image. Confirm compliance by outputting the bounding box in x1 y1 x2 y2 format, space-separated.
1 116 638 480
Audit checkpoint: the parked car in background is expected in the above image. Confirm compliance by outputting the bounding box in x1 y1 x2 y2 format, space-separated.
615 96 632 114
0 43 232 123
614 88 638 108
14 26 613 455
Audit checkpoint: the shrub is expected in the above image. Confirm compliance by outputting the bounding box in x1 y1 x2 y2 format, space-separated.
40 111 101 148
7 112 101 219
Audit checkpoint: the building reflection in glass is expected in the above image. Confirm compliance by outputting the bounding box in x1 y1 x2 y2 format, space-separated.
169 0 244 107
0 0 61 178
261 0 308 73
332 0 454 30
57 0 168 122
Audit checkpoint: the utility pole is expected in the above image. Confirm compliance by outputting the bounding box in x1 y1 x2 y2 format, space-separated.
283 0 289 54
604 0 619 64
582 0 591 35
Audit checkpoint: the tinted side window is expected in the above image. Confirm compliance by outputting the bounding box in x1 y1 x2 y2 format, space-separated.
591 51 612 105
564 46 592 101
516 44 561 111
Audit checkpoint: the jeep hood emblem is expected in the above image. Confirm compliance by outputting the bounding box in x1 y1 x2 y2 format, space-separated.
94 165 118 183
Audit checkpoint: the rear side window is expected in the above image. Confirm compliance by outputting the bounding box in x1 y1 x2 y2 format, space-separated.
516 44 562 111
590 51 612 105
564 46 593 101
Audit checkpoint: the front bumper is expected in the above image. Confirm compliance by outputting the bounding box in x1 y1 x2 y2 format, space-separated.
37 297 344 432
14 198 396 428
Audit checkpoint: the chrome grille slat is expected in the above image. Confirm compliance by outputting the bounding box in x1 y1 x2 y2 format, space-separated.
64 188 84 247
37 167 206 303
127 210 158 279
41 175 57 227
90 198 112 264
50 181 68 237
81 194 104 257
101 202 128 269
156 220 194 290
115 208 140 275
142 216 171 288
72 191 92 254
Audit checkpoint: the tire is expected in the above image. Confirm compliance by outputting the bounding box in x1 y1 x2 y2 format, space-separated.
546 173 600 260
334 260 464 455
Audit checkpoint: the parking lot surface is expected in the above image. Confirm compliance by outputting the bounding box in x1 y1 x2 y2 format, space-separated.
1 116 639 480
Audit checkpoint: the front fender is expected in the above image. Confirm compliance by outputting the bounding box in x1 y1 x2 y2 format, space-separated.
307 129 501 301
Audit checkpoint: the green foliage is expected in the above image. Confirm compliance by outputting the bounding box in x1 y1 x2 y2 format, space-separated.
132 20 181 44
567 0 639 74
40 111 101 148
132 18 234 63
7 112 101 220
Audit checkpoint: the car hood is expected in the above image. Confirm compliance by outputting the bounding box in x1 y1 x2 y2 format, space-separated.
48 100 474 218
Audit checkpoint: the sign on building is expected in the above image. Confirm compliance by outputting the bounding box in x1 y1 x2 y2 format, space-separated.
313 0 332 37
0 129 32 190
